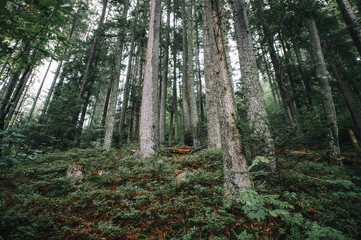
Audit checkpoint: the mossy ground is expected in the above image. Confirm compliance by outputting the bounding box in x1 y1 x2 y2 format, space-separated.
1 146 360 239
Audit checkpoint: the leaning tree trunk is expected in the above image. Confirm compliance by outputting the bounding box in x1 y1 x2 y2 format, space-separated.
41 11 78 120
5 68 32 127
264 31 297 126
2 67 31 129
231 0 277 174
27 60 52 123
306 19 341 163
202 0 252 198
159 0 170 145
9 71 35 128
73 0 108 134
258 42 281 112
280 36 301 109
322 40 361 139
0 73 19 130
139 0 161 158
291 37 313 107
255 0 297 126
335 0 361 57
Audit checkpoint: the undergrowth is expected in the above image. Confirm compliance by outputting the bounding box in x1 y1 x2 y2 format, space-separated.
0 147 360 239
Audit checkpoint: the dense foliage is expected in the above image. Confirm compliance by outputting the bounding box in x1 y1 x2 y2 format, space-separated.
1 148 360 239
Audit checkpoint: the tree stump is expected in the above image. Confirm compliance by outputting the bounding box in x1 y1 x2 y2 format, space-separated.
67 164 85 182
175 170 186 185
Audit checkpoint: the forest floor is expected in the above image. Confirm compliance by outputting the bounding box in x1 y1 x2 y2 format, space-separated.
1 145 361 239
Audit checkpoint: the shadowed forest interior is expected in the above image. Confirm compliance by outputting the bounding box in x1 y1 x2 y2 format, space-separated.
1 0 361 239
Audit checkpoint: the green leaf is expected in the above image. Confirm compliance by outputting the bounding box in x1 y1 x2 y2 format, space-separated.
39 0 57 8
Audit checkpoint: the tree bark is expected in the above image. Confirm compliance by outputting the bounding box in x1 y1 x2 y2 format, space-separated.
159 0 171 145
79 0 107 100
291 37 313 107
259 43 281 112
0 73 20 130
27 60 52 123
255 0 297 126
181 0 191 134
40 11 77 120
231 0 277 174
279 36 301 109
322 40 361 139
172 42 179 141
118 0 140 143
202 0 252 198
335 0 361 57
5 68 32 127
73 0 108 133
139 0 161 158
186 0 201 147
9 71 35 128
202 10 221 149
103 2 130 151
195 20 205 122
306 19 341 162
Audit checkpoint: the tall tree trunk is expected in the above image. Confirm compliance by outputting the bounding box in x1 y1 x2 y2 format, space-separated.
195 19 205 123
230 0 277 174
128 54 141 143
132 53 144 142
322 40 361 139
265 32 297 125
27 60 52 122
73 0 107 134
118 0 140 143
279 36 301 109
159 0 171 145
259 43 281 112
172 44 179 141
186 0 201 147
75 90 91 145
181 0 191 133
0 73 20 131
79 0 107 100
306 19 341 162
335 0 361 57
171 9 179 142
256 0 297 126
202 13 221 149
103 2 130 151
202 0 252 198
101 83 112 129
3 67 31 130
5 68 32 127
139 0 161 158
291 37 313 107
10 71 35 127
41 12 77 120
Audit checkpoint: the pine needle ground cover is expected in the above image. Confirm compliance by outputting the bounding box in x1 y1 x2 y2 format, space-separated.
1 147 360 239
